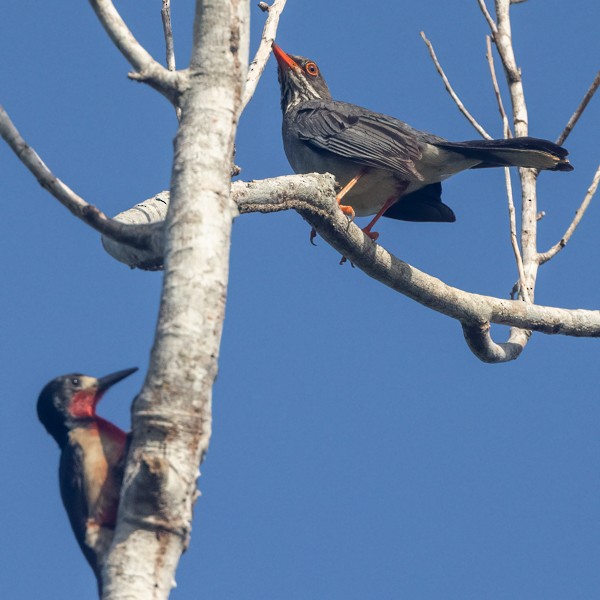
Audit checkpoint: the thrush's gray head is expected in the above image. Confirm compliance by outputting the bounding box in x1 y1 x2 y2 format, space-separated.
37 367 138 448
272 44 332 113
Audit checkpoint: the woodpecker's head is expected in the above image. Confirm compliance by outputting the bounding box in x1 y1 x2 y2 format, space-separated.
272 44 332 113
37 368 138 449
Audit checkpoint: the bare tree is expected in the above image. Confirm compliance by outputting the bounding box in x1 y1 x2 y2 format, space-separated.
1 0 598 597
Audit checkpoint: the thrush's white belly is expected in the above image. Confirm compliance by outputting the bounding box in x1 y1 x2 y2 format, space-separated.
283 138 407 216
284 136 480 217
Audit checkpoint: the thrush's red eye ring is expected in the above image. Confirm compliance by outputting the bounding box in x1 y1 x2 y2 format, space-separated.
305 61 318 76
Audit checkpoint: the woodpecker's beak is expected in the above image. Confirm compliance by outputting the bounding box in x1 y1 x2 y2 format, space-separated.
97 367 138 395
272 43 299 71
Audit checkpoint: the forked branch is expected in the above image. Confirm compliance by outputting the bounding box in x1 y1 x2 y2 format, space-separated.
0 106 162 252
89 0 183 102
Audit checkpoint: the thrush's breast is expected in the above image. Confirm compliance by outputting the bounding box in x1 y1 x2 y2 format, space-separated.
282 122 407 217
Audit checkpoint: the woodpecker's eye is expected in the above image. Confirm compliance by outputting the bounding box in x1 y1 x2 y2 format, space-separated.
305 62 319 77
70 377 80 386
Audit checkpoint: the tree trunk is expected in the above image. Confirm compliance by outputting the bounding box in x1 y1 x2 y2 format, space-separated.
101 1 249 597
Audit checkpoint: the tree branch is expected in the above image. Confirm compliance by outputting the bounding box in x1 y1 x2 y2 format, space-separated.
492 0 536 354
485 35 512 138
484 35 529 302
556 70 600 146
238 178 600 343
100 175 600 354
161 0 176 72
88 0 183 103
240 0 287 116
462 323 529 363
0 105 161 252
477 0 498 34
538 164 600 265
420 31 492 139
161 0 182 121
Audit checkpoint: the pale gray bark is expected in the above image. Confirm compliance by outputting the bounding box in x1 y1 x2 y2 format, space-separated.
101 1 249 598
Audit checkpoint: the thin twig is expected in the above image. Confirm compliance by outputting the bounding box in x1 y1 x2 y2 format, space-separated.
477 0 498 35
240 0 287 115
89 0 182 103
556 70 600 146
485 36 512 138
492 0 535 354
538 164 600 265
485 36 527 300
0 105 157 250
161 0 176 71
503 167 530 302
420 31 492 140
160 0 182 121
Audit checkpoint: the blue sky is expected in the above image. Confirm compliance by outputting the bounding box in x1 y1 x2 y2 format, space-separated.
1 1 599 598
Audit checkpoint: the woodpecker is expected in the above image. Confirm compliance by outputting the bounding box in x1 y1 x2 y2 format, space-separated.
37 367 138 593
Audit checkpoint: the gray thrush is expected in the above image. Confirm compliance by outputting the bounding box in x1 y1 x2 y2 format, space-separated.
272 43 572 240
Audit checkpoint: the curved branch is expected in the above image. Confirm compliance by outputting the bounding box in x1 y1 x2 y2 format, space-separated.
89 0 183 102
0 105 162 252
101 175 600 354
462 323 530 363
235 177 600 340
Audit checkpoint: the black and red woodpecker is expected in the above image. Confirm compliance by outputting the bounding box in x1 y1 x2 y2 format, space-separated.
37 367 137 592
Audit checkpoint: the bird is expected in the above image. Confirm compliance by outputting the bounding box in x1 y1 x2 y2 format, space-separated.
37 367 138 593
272 43 573 240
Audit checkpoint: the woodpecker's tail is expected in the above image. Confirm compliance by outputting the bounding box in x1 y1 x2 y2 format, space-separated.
437 137 573 172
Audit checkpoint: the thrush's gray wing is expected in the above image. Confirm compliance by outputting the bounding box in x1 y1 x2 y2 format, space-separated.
289 100 432 181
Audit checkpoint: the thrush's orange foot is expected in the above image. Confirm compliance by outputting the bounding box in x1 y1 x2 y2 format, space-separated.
362 228 379 241
338 202 355 219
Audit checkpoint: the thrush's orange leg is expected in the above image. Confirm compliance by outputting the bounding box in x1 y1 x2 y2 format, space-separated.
336 170 366 218
310 169 366 244
361 197 395 241
361 183 408 241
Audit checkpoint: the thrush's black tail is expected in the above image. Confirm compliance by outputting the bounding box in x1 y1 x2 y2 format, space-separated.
437 136 573 172
383 183 456 223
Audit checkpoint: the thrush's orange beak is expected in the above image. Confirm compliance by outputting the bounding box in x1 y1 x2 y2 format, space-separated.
272 43 299 70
